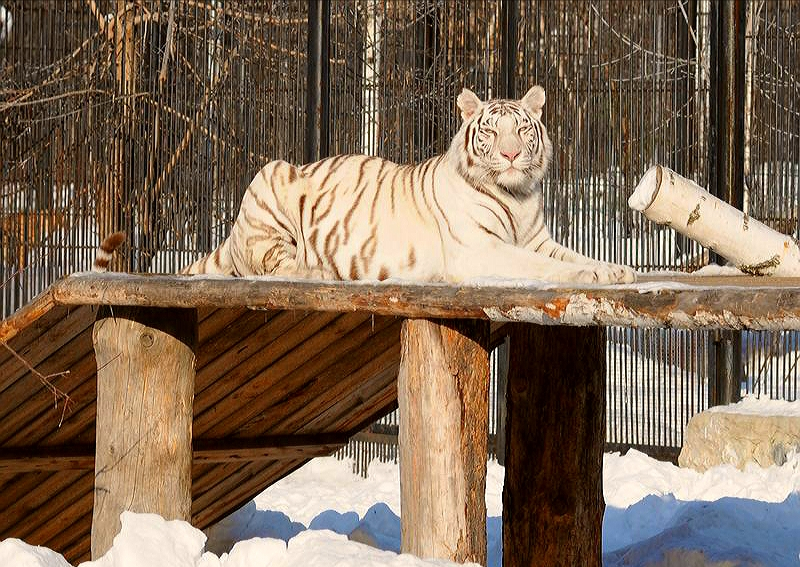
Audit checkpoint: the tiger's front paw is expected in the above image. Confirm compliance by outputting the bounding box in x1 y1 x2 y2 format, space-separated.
601 262 637 284
573 263 636 284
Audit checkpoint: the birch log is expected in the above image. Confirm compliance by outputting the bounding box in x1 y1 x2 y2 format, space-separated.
629 165 800 275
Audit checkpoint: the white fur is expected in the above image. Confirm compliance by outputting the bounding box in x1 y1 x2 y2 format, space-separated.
182 87 636 285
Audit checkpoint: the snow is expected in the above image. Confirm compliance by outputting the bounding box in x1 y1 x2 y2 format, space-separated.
691 264 745 276
3 439 800 567
0 5 12 44
707 394 800 417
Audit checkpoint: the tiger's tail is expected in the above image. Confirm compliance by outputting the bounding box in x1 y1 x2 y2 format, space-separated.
92 232 126 272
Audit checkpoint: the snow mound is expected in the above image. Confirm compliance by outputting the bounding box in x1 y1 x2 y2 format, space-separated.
605 494 800 566
708 394 800 417
0 539 71 567
0 511 475 567
81 511 207 567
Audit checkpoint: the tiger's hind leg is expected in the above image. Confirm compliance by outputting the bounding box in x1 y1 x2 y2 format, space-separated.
180 238 235 275
226 160 311 277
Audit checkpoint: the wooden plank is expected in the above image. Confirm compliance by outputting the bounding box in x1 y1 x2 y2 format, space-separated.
0 434 349 472
198 306 254 345
192 459 304 528
194 434 347 462
233 315 398 437
46 510 91 565
40 272 800 330
399 319 490 565
0 328 96 441
0 471 81 532
0 304 96 396
3 354 97 446
296 348 399 433
191 460 242 498
0 446 94 472
8 471 90 541
194 312 360 437
197 306 220 324
21 476 92 546
0 304 77 369
281 330 401 434
194 310 325 401
196 308 275 367
503 324 605 567
320 364 399 434
91 306 197 559
0 287 56 343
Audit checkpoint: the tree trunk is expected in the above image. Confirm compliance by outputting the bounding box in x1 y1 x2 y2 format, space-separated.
503 323 605 567
398 318 490 565
629 165 800 275
91 306 197 559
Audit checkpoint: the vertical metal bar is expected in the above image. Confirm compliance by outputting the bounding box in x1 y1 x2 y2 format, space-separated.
708 0 745 406
708 0 745 213
413 2 438 160
305 0 330 163
675 0 697 268
499 0 519 99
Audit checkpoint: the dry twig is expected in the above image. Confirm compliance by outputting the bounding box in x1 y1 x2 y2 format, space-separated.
1 340 73 425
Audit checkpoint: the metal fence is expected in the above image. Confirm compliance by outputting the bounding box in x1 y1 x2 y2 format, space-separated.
1 1 798 473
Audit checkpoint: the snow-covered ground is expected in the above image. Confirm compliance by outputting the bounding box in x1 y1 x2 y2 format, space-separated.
2 433 800 567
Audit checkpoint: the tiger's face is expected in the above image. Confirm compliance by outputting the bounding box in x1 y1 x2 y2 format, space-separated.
451 86 553 196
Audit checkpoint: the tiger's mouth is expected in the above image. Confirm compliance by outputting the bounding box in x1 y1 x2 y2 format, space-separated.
496 166 532 190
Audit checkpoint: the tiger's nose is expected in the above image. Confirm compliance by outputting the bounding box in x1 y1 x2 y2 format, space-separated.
501 149 520 163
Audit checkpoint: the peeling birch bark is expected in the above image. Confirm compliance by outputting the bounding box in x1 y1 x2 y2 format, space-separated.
629 165 800 276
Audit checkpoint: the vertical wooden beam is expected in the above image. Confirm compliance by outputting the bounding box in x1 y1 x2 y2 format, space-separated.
398 318 490 565
91 306 197 559
494 336 509 466
503 324 605 567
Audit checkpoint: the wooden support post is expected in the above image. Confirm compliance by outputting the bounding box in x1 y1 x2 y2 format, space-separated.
91 306 197 559
398 318 490 565
504 324 605 567
494 336 509 465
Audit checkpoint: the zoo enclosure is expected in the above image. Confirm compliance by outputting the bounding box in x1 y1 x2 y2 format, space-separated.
1 0 798 467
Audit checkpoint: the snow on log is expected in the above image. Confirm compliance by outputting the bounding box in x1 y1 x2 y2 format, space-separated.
629 165 800 276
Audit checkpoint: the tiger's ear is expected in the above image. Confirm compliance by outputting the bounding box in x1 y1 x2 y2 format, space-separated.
457 88 482 121
521 85 546 119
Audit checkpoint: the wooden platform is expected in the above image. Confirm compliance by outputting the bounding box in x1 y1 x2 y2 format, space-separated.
2 272 800 562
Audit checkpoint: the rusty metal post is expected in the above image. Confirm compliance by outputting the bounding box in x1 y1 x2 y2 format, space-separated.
305 0 330 163
708 0 746 406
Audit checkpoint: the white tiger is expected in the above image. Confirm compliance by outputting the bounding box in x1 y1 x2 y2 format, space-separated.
181 86 636 284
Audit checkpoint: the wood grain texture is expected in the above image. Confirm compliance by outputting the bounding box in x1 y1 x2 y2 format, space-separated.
91 306 197 559
503 324 605 567
30 272 800 330
398 319 490 565
0 434 349 472
0 301 403 562
10 270 789 563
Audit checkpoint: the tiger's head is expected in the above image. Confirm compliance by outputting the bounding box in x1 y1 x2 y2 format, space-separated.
449 85 553 197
